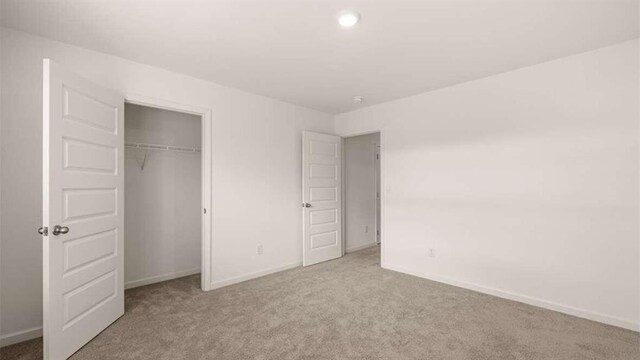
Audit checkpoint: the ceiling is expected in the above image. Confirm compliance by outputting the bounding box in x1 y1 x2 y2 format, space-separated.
1 0 638 114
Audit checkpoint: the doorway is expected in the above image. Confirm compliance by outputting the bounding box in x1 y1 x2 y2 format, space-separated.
301 130 384 267
123 103 202 289
343 132 381 256
125 96 213 291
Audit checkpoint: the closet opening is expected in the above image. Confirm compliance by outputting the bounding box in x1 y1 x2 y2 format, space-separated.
123 101 211 291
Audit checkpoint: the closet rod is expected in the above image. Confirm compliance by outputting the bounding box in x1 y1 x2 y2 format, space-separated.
125 142 201 153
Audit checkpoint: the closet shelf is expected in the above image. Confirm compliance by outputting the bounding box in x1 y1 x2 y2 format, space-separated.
125 142 201 153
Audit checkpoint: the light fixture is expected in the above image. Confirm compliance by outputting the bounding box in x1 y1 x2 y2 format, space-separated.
353 96 364 104
338 10 361 28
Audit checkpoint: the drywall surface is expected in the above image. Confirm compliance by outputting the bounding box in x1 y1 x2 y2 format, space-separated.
124 104 201 288
0 28 333 343
335 40 640 330
344 133 380 252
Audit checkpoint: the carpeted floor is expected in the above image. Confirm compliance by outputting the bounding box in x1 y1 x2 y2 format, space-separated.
2 245 638 359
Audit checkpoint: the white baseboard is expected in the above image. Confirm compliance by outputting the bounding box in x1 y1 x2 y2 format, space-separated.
0 326 42 348
125 267 201 289
1 263 296 347
2 264 296 347
210 261 301 290
383 263 639 332
2 269 201 347
345 242 378 253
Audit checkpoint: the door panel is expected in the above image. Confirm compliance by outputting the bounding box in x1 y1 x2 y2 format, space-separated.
43 59 124 360
302 131 342 266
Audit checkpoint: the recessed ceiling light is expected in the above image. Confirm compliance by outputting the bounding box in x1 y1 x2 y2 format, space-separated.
353 96 365 104
338 10 361 28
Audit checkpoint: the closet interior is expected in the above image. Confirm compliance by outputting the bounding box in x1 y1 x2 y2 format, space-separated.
124 103 202 289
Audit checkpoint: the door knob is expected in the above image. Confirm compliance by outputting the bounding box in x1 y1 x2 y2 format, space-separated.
52 225 69 236
38 227 48 236
303 203 312 208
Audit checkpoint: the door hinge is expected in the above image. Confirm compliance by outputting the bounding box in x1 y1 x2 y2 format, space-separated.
38 226 48 236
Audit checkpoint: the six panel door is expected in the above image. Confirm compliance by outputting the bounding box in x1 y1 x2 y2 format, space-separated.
302 131 342 266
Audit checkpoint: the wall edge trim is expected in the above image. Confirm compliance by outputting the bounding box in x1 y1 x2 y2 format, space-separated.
0 326 43 348
345 242 378 253
125 267 201 290
383 263 639 332
210 261 302 290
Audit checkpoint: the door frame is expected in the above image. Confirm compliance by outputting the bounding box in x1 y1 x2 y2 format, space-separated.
340 130 386 267
124 94 213 291
374 144 381 245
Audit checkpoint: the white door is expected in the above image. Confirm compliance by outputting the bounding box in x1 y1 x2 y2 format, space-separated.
302 131 342 266
42 59 124 360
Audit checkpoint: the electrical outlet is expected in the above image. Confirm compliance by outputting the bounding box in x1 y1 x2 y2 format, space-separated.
428 248 435 258
257 244 263 255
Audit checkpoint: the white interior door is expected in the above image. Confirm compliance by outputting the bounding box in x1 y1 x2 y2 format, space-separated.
302 131 342 266
42 59 124 360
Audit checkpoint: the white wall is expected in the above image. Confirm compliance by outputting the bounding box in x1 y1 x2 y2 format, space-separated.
0 26 637 346
0 28 333 344
124 104 201 288
335 40 640 331
344 133 380 252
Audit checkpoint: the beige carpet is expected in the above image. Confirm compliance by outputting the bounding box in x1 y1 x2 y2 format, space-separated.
2 245 638 359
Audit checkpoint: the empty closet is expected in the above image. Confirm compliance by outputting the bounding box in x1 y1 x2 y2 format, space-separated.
124 103 202 288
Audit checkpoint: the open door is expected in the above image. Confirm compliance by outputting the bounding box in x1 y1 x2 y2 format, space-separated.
41 59 124 359
302 131 342 266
